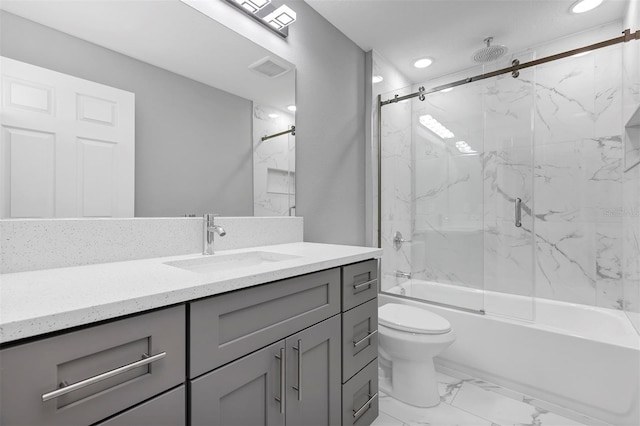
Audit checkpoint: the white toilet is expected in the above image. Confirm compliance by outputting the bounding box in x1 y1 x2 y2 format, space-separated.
378 303 456 407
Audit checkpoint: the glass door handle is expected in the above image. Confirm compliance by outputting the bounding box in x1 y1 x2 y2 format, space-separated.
515 198 522 228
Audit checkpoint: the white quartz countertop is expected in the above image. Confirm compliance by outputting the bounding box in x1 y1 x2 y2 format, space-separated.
0 242 382 344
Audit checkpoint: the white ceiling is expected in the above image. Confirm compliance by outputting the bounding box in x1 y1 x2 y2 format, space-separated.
0 0 296 111
305 0 630 83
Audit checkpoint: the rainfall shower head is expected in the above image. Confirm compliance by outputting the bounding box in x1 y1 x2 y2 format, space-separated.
472 37 508 63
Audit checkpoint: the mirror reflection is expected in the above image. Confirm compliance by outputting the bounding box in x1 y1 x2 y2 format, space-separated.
0 0 295 218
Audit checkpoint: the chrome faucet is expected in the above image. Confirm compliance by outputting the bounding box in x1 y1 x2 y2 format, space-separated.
203 213 226 255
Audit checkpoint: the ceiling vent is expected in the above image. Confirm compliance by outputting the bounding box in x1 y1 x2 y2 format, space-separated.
249 56 293 78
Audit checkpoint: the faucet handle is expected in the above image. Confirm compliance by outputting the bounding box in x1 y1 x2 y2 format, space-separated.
204 213 219 222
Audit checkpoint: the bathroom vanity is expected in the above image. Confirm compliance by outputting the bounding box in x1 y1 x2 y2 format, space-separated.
0 242 381 426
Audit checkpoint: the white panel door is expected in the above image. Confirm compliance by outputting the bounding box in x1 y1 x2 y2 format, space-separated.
0 56 135 218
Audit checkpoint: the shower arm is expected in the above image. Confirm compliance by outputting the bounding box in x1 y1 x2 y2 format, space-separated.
380 28 640 106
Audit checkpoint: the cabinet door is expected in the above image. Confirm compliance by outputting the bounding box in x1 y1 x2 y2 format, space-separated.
285 315 341 426
342 298 378 382
190 340 286 426
342 260 378 311
95 386 185 426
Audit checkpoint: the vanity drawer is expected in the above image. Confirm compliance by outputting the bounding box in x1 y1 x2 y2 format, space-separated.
342 358 379 426
0 305 185 426
342 298 378 383
95 385 185 426
190 268 340 378
342 259 378 311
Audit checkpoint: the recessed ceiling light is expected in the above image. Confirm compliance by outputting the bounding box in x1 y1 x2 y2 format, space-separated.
287 105 297 112
570 0 603 14
372 75 384 83
268 113 279 118
413 58 433 69
419 114 454 139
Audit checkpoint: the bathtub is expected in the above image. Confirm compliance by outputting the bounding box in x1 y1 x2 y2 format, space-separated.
380 280 640 426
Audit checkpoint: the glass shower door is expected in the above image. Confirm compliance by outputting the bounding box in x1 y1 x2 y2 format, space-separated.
482 54 536 320
409 81 486 313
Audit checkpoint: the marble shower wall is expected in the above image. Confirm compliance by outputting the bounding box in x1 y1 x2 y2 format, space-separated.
622 1 640 332
532 43 625 309
380 22 633 311
253 104 295 216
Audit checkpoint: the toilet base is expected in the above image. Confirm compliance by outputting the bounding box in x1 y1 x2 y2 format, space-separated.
380 357 441 407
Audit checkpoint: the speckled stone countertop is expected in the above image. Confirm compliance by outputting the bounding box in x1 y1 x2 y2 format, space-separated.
0 242 382 344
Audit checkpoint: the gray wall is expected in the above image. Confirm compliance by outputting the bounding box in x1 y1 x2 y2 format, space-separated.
0 11 253 217
205 1 368 246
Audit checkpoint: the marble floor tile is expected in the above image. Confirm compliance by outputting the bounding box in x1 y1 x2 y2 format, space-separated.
450 382 584 426
377 368 596 426
379 391 494 426
371 411 407 426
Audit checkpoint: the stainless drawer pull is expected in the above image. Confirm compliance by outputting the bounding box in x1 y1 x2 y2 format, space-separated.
515 197 522 228
292 339 302 401
353 279 377 290
353 392 378 419
353 329 378 347
41 352 166 402
274 348 286 413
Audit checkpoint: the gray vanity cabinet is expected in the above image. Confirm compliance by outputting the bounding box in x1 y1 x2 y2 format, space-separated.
0 306 185 426
340 260 379 426
191 315 341 426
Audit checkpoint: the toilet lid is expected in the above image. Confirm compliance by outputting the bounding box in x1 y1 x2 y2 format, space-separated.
379 303 451 335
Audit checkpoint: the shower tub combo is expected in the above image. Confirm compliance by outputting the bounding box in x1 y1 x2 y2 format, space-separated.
381 281 640 426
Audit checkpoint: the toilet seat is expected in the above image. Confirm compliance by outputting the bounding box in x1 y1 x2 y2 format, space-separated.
379 303 451 335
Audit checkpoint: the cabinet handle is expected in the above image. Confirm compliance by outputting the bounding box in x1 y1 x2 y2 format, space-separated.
292 339 302 401
274 348 286 414
41 352 166 402
353 329 378 347
353 278 377 290
515 197 522 228
353 392 378 419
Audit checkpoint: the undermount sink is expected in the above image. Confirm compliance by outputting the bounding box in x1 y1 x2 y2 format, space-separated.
164 251 301 274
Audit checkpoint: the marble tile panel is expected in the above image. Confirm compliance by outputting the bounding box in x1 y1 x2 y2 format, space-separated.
450 382 585 426
378 392 494 426
371 411 407 426
534 221 597 306
594 46 623 139
622 164 640 330
534 136 623 225
534 55 596 145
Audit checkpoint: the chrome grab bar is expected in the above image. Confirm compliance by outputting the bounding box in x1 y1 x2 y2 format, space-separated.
292 339 302 401
353 392 378 419
515 198 522 228
274 348 286 413
353 329 378 347
41 352 166 402
353 279 377 290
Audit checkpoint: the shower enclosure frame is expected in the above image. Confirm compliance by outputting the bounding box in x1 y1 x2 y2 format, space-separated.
376 27 640 314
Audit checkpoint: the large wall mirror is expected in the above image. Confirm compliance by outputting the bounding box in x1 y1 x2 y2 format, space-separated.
0 0 295 218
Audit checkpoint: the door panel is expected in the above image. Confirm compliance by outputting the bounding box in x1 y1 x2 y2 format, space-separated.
190 340 285 426
0 56 134 218
285 315 341 426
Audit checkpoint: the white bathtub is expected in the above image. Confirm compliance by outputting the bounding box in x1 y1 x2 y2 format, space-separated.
381 280 640 426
